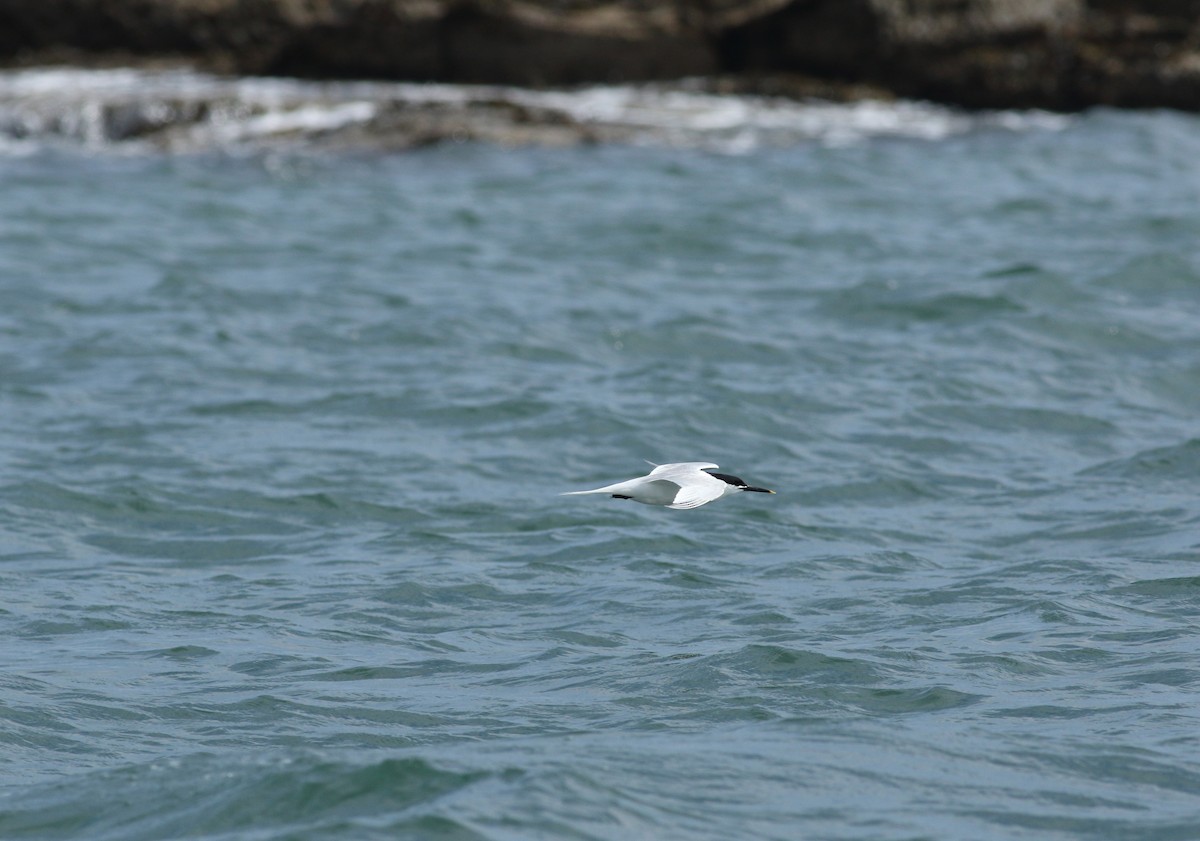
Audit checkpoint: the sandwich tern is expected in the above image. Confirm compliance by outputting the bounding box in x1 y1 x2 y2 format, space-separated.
562 462 775 510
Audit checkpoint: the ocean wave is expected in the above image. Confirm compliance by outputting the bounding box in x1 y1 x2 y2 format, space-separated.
0 751 490 839
0 66 1071 155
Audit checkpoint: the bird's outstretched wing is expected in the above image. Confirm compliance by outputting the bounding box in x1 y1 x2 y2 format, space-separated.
647 462 718 478
647 463 723 509
666 482 724 509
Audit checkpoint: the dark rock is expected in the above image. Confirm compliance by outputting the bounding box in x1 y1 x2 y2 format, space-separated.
1 0 1199 110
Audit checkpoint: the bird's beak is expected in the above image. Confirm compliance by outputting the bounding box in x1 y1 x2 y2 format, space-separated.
744 486 775 494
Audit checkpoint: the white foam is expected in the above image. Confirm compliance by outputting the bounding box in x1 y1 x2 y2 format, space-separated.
0 66 1072 154
221 102 377 139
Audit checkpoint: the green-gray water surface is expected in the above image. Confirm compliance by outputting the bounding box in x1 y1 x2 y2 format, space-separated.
2 82 1200 840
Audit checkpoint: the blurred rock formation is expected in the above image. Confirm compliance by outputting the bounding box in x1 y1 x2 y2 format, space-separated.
1 0 1198 109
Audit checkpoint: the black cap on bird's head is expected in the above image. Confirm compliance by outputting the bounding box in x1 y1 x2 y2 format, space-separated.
708 471 775 494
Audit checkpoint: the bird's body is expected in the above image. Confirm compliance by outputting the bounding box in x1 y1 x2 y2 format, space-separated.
562 462 774 510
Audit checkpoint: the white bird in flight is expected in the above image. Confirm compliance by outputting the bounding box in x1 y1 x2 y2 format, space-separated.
562 462 775 510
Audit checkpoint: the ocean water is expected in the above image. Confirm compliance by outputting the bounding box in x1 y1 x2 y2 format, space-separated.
2 69 1200 840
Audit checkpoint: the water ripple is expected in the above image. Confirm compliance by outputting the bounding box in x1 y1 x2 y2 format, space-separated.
3 107 1200 840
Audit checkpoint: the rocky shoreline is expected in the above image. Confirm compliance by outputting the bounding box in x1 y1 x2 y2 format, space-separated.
2 0 1199 112
7 66 1067 153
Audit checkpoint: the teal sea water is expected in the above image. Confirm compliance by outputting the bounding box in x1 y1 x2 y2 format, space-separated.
2 70 1200 839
